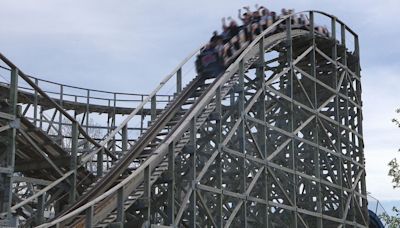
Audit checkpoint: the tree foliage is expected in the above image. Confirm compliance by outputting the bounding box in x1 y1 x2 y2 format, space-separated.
380 109 400 226
380 207 400 228
389 109 400 188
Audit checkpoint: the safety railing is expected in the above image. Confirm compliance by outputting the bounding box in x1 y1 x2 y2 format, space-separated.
36 10 360 227
2 39 205 219
0 66 174 146
0 53 104 153
0 72 173 110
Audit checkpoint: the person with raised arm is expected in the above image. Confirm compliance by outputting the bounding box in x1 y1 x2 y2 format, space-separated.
238 7 251 41
238 8 251 25
228 18 241 50
260 7 270 30
221 17 231 44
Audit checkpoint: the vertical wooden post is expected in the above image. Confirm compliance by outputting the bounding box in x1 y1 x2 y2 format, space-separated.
238 60 247 227
0 68 18 222
85 206 93 228
122 124 128 158
257 35 269 227
97 148 103 177
189 118 197 227
177 68 182 95
115 187 124 227
33 78 38 126
215 86 223 228
69 121 78 202
144 166 151 224
151 96 157 121
286 16 298 227
36 192 45 225
58 85 64 146
167 143 175 225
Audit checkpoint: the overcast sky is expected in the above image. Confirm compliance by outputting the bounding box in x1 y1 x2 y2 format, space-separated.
1 0 399 212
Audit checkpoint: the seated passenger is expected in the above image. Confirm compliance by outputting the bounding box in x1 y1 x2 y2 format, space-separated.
221 28 230 44
239 30 247 44
252 22 261 35
238 9 251 25
222 17 240 46
315 26 325 35
230 36 240 51
228 18 240 37
260 7 270 30
243 24 253 41
298 14 307 26
288 9 296 24
223 43 232 58
260 19 267 31
270 11 277 24
210 31 222 47
322 26 330 37
228 19 241 50
221 17 231 43
252 10 261 23
215 41 224 57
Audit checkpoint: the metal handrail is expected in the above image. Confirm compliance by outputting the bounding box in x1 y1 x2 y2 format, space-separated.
0 75 173 111
0 82 172 103
0 64 173 97
0 53 102 150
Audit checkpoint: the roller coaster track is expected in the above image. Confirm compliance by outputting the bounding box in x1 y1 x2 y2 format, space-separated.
0 10 368 228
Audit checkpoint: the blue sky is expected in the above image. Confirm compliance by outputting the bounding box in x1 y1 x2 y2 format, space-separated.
1 0 399 212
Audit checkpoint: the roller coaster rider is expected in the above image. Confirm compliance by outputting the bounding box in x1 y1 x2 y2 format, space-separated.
195 6 323 78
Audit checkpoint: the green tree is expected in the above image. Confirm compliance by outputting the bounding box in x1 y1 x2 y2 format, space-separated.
380 207 400 228
390 108 400 188
380 109 400 227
